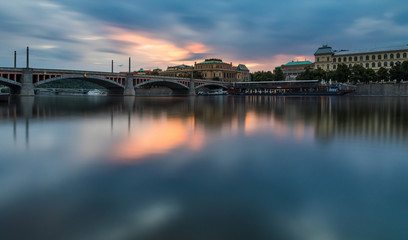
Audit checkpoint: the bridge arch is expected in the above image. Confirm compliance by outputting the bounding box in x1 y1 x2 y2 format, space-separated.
135 79 189 90
0 77 22 94
195 83 228 90
34 75 124 94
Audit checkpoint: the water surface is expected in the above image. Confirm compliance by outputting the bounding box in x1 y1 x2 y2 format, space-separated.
1 95 408 240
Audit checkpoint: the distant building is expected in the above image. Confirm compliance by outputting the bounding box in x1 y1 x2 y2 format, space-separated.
194 58 250 82
162 58 250 82
314 44 408 71
162 64 194 77
279 61 314 80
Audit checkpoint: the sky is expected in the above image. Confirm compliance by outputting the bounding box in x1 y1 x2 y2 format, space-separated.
1 0 408 72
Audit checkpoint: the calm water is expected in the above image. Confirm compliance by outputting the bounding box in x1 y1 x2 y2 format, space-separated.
1 95 408 240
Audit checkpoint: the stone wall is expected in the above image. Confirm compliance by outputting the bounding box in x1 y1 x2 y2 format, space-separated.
354 83 408 96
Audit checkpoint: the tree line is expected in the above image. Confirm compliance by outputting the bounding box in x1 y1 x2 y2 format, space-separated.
296 61 408 83
252 68 285 81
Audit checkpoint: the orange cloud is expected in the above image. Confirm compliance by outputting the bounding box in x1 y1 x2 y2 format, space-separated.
107 26 210 65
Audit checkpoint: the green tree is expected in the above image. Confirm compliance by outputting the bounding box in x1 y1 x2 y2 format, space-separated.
350 65 366 83
274 68 284 81
334 64 351 83
312 67 326 80
253 71 274 81
376 67 389 82
296 66 314 80
390 62 402 81
400 61 408 81
365 68 377 82
325 70 336 82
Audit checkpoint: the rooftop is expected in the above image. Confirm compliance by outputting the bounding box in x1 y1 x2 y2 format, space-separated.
233 64 249 71
314 45 334 55
284 61 313 66
333 45 408 56
196 58 229 65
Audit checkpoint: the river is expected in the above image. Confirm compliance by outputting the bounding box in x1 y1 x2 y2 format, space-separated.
1 95 408 240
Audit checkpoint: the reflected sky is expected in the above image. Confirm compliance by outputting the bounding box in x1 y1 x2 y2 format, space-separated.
1 96 408 240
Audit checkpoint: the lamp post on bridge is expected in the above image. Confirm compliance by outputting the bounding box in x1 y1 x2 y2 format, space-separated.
26 46 29 69
14 51 16 69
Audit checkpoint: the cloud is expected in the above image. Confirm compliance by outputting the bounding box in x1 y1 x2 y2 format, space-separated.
1 0 408 71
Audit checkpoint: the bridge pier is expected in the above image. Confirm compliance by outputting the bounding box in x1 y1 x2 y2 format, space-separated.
20 69 35 96
189 78 196 96
123 74 135 96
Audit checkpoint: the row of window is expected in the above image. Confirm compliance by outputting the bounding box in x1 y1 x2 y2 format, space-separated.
332 53 407 63
332 61 401 69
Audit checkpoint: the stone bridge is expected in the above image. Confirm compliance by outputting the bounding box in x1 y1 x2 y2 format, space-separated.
0 67 230 96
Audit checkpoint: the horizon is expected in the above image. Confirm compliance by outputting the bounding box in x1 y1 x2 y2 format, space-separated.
1 0 407 72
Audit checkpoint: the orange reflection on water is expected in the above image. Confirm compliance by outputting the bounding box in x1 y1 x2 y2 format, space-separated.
244 111 311 141
112 116 205 163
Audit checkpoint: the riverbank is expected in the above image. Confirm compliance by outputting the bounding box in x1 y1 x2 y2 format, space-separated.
353 83 408 96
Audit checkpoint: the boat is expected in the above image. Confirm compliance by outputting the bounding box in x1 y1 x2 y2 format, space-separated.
227 82 355 96
198 89 228 95
87 89 106 95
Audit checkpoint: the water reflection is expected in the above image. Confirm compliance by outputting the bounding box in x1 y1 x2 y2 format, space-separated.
0 96 408 240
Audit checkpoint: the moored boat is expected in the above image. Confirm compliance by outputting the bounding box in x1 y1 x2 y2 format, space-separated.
87 89 106 95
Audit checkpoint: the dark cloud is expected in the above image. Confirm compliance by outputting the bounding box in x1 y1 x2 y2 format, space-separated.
50 0 408 62
2 0 408 69
96 48 127 55
178 53 208 62
32 48 82 62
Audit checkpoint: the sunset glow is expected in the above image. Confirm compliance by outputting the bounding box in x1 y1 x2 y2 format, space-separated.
112 116 205 163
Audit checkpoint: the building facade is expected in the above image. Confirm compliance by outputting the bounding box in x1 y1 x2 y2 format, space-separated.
162 59 250 82
194 58 250 82
280 61 314 80
314 45 408 71
162 64 194 77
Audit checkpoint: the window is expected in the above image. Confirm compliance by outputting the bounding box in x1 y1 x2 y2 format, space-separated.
317 57 320 62
344 57 347 62
339 58 342 62
333 65 337 69
354 56 357 61
390 54 394 59
372 55 375 60
384 54 388 59
391 62 394 66
378 62 381 67
404 53 407 58
378 55 382 60
397 53 401 58
372 63 375 67
384 62 388 67
366 56 369 60
349 64 352 68
349 56 352 61
366 63 369 68
360 56 363 61
327 64 329 70
333 58 337 62
327 57 329 61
